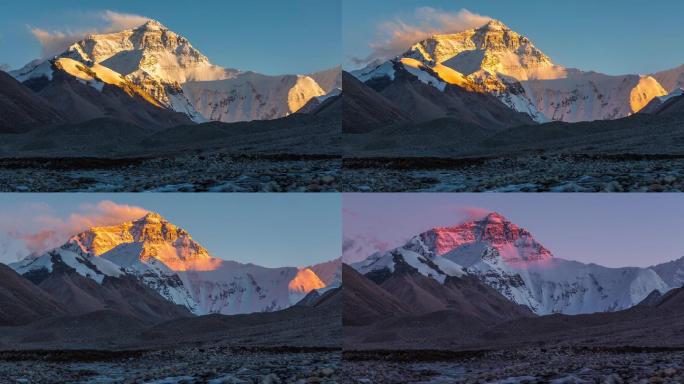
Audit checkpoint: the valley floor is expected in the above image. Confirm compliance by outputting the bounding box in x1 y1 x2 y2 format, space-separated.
0 153 340 192
0 346 340 384
342 154 684 192
341 347 684 383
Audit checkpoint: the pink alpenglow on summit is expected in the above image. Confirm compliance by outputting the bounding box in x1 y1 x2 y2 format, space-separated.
420 212 553 264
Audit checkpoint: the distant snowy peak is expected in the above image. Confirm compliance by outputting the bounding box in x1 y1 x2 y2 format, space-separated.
63 19 236 84
415 212 553 263
353 18 669 123
12 212 336 316
405 20 556 80
11 19 331 123
10 242 124 285
352 247 466 284
183 73 326 122
352 212 670 315
68 211 213 270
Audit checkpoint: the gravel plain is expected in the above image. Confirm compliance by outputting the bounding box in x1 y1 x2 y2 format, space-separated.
342 154 684 192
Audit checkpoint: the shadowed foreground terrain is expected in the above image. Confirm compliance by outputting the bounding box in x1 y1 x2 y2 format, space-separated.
342 69 684 192
0 283 341 383
342 264 684 383
0 73 341 192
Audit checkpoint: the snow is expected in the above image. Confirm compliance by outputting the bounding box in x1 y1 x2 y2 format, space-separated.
183 73 325 123
315 88 341 103
10 59 54 82
351 18 669 123
353 213 673 315
12 19 318 123
352 248 464 284
10 245 123 285
657 87 684 103
399 58 446 91
64 213 333 315
351 60 396 83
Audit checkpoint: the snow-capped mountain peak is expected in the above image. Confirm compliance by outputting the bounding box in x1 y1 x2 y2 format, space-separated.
352 213 670 315
353 18 668 123
417 212 553 264
11 212 337 316
63 19 231 84
12 19 332 123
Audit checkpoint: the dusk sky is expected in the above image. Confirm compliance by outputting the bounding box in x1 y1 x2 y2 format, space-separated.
0 194 341 268
0 0 341 75
343 0 684 75
343 194 684 268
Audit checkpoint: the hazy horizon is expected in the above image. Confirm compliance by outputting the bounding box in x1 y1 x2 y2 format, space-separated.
0 194 341 268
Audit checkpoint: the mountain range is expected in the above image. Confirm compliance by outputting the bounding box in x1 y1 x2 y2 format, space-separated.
9 212 340 316
350 212 678 316
351 19 683 124
345 212 684 351
10 20 339 124
344 19 684 160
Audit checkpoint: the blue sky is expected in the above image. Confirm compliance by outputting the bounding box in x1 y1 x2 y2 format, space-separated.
343 194 684 268
343 0 684 75
0 0 341 75
0 194 341 268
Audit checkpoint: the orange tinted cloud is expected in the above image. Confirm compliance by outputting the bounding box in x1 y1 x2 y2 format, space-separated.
5 200 148 258
29 10 150 58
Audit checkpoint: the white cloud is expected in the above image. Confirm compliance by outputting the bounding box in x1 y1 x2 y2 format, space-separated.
29 10 151 58
352 8 492 66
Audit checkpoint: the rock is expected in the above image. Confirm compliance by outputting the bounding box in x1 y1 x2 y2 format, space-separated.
261 373 281 384
306 183 322 192
648 184 666 192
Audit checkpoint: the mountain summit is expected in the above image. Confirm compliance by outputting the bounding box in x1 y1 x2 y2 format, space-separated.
352 212 669 315
353 18 667 123
11 19 335 123
12 212 336 315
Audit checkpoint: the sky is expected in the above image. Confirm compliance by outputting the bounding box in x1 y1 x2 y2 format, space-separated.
0 194 341 268
343 194 684 268
343 0 684 75
0 0 341 75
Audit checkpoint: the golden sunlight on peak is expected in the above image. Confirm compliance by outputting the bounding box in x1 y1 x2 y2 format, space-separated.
288 268 326 294
630 76 667 113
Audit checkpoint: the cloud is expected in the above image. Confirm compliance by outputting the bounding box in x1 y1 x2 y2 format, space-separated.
342 234 391 263
352 8 492 66
1 200 148 259
29 10 151 58
458 206 494 222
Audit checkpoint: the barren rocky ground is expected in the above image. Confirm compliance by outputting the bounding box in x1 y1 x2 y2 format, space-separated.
341 347 684 383
342 154 684 192
0 347 340 384
0 153 340 192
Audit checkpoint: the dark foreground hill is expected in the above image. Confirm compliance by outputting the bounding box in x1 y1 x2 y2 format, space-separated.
0 71 64 134
0 264 66 326
343 263 532 350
